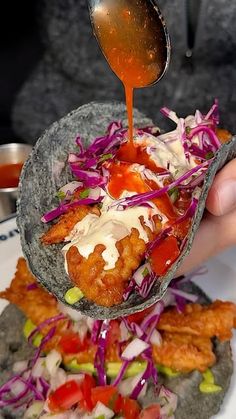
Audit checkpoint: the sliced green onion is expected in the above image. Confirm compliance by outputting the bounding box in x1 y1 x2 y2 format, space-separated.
79 188 90 199
185 126 191 134
23 319 43 347
168 187 180 203
142 267 149 277
205 151 214 160
56 190 66 201
99 153 113 163
64 287 84 304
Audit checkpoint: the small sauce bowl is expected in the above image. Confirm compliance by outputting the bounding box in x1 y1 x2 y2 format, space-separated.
0 143 32 220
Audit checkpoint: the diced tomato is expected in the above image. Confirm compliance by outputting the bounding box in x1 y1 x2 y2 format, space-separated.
80 374 96 412
138 404 161 418
114 396 141 419
114 394 123 413
150 235 180 276
91 385 118 409
107 320 121 345
126 306 153 324
59 332 89 354
48 380 83 412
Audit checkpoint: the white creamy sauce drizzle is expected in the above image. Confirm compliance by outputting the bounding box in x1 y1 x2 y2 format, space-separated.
63 203 159 270
136 115 200 176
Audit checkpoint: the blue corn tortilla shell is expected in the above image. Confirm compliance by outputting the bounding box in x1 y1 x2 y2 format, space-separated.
17 102 236 319
0 281 233 418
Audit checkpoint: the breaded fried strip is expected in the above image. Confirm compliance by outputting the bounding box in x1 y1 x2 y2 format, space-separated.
0 258 59 325
66 228 148 307
64 333 215 373
0 258 67 350
66 215 162 307
41 205 100 245
152 332 215 373
158 301 236 341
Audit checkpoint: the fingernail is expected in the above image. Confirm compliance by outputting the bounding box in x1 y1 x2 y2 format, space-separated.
218 180 236 215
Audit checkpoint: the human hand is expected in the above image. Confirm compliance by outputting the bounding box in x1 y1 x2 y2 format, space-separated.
177 158 236 276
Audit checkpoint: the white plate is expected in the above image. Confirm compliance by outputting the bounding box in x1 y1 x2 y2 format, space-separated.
0 216 236 418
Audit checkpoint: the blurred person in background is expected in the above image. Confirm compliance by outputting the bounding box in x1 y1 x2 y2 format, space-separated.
1 0 236 272
5 0 236 143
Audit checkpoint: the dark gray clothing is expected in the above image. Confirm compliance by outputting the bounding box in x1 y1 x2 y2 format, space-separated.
12 0 236 142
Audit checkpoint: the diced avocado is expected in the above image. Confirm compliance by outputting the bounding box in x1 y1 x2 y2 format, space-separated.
199 382 222 393
202 369 214 384
157 365 180 377
66 361 96 374
66 360 148 378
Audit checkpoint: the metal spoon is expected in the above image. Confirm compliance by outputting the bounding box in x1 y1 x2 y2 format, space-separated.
88 0 171 88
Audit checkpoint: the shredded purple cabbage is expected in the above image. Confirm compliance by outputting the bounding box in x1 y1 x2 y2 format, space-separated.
91 320 103 344
94 319 110 386
41 196 103 223
0 325 56 408
111 160 211 210
187 125 221 151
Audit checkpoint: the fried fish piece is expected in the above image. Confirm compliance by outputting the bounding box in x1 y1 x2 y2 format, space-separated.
66 227 152 307
66 213 162 307
63 332 215 373
0 258 67 349
158 301 236 341
1 259 234 373
41 205 100 245
152 332 215 373
0 258 60 324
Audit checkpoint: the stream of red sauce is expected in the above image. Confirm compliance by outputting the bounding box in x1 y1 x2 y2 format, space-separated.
93 0 167 153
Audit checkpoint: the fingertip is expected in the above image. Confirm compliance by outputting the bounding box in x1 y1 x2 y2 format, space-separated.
206 185 223 216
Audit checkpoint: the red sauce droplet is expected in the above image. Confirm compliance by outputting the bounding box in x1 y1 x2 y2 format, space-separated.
0 163 23 188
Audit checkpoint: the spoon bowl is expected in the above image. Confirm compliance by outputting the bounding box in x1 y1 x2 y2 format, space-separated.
88 0 171 88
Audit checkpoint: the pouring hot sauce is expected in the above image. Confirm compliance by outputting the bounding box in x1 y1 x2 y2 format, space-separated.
92 0 169 160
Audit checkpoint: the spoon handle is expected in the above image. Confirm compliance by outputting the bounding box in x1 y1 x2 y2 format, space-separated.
87 0 100 12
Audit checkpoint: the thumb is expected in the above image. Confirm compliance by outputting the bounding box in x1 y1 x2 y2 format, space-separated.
206 159 236 216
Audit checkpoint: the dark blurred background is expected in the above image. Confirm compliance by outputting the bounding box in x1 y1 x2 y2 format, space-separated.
0 0 235 147
0 1 43 143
